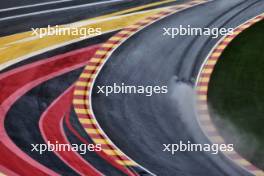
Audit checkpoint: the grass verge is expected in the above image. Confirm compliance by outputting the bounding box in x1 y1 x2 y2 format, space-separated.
208 20 264 170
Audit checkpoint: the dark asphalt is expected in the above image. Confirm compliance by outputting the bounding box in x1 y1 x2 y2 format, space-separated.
3 26 133 174
0 0 114 18
5 69 82 175
4 66 127 175
64 109 127 175
2 0 264 175
0 0 54 9
92 0 264 175
4 66 129 175
0 0 173 36
1 1 185 175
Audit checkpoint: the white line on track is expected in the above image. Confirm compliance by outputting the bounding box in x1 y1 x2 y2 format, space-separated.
0 29 117 71
0 0 127 21
4 7 169 46
0 0 74 12
0 5 173 70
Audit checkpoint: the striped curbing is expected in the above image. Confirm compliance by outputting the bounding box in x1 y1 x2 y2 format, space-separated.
196 14 264 176
73 0 209 174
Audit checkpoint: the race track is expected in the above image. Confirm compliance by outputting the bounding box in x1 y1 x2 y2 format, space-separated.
0 0 263 175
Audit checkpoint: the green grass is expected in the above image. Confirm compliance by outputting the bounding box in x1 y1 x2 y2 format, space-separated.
208 20 264 169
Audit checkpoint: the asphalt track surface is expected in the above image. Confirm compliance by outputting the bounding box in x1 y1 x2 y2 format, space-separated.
1 0 264 175
0 31 115 73
92 0 264 175
1 46 97 175
0 0 181 36
5 70 82 175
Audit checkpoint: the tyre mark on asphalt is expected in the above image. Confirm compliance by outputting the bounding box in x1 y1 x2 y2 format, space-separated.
72 1 209 175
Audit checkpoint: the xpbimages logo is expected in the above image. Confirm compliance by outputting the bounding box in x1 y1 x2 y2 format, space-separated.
31 141 101 155
96 83 168 96
31 25 102 38
163 141 234 155
163 25 234 38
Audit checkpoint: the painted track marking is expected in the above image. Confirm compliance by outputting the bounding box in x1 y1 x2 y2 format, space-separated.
73 0 209 175
0 45 99 176
0 7 173 71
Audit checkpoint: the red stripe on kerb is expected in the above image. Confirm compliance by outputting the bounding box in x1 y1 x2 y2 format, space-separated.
92 54 107 59
158 11 172 15
209 56 220 60
99 46 113 52
213 49 225 53
76 113 91 118
87 61 102 66
220 41 230 45
244 165 258 171
136 21 149 26
200 73 212 77
88 133 103 139
74 86 90 91
100 144 115 150
197 82 209 86
73 95 86 100
87 62 103 68
146 16 160 21
203 64 215 69
106 40 120 45
78 77 94 82
225 35 236 40
82 69 97 74
114 33 130 38
74 104 90 109
125 27 139 32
